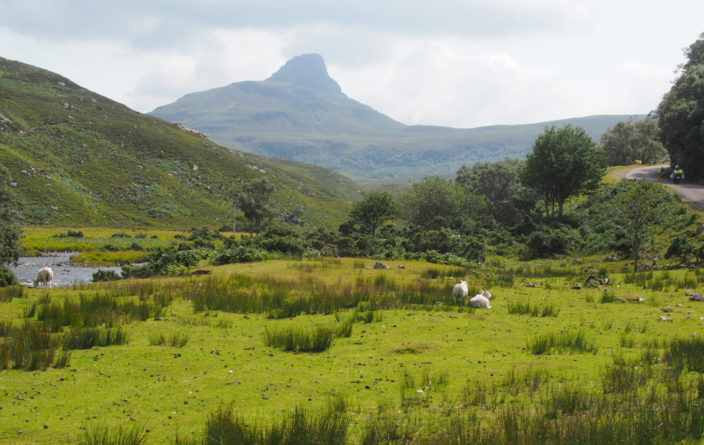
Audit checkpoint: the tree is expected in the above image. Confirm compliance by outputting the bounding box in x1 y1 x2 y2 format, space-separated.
0 165 22 266
456 158 533 226
600 118 668 165
521 125 606 218
609 180 675 272
348 192 397 240
657 33 704 179
234 177 275 234
400 177 488 232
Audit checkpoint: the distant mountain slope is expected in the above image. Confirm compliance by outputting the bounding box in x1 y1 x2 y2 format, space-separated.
0 57 358 228
151 54 644 182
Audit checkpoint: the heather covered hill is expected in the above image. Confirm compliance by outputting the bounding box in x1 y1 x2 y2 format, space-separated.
151 54 642 181
0 57 358 228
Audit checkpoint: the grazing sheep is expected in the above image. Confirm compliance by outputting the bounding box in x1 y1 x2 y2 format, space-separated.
33 267 54 288
452 280 469 300
470 294 492 309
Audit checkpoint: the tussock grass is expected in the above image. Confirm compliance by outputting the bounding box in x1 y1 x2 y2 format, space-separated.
263 325 337 352
35 293 169 331
527 331 598 355
0 285 26 302
184 405 348 445
148 332 190 348
507 301 559 317
664 336 704 372
63 327 129 350
0 322 59 371
183 273 464 318
79 422 147 445
502 366 550 395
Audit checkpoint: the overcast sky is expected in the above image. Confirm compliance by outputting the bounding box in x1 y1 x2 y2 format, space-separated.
1 0 702 128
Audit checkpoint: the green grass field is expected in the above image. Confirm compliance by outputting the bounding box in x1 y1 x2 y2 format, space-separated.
2 256 704 443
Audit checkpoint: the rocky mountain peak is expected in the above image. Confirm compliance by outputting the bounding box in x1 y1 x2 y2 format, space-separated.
265 54 342 95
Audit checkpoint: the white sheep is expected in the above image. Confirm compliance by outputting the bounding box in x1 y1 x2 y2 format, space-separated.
33 267 54 288
452 280 468 301
481 289 493 300
469 293 491 309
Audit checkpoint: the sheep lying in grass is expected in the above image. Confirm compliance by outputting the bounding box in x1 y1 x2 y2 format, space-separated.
452 280 468 301
33 267 54 288
481 289 493 300
470 293 492 309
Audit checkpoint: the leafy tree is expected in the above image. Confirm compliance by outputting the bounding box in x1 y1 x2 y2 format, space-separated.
400 177 488 232
608 180 676 272
0 165 21 266
234 178 275 234
600 118 668 165
347 192 397 240
521 125 606 217
456 158 534 226
657 33 704 179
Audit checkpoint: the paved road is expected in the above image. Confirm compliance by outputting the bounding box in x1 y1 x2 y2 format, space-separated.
617 164 704 211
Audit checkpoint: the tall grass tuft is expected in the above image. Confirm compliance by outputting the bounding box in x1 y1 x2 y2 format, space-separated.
79 422 147 445
148 332 190 348
0 285 26 302
263 325 336 352
196 405 348 445
527 331 598 355
0 322 59 371
36 293 168 331
664 336 704 372
507 301 559 317
63 327 129 350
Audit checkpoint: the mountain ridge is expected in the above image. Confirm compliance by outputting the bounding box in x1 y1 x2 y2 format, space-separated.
0 56 358 228
151 54 645 181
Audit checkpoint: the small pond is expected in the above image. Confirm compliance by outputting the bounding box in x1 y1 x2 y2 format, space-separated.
8 253 122 287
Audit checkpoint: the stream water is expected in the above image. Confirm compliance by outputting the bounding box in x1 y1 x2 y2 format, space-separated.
8 253 122 287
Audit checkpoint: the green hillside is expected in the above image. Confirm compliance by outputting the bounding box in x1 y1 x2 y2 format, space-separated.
151 54 644 182
0 57 358 229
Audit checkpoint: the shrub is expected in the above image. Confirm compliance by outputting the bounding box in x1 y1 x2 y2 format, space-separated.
0 265 18 287
524 226 576 259
122 247 201 278
92 269 122 282
212 247 266 265
111 232 132 238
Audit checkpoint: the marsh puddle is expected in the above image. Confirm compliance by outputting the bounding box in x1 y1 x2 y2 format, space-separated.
9 252 122 287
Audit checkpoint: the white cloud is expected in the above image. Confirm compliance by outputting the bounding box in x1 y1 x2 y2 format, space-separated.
1 0 702 128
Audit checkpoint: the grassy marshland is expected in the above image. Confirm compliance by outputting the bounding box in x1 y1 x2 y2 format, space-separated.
3 257 704 443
